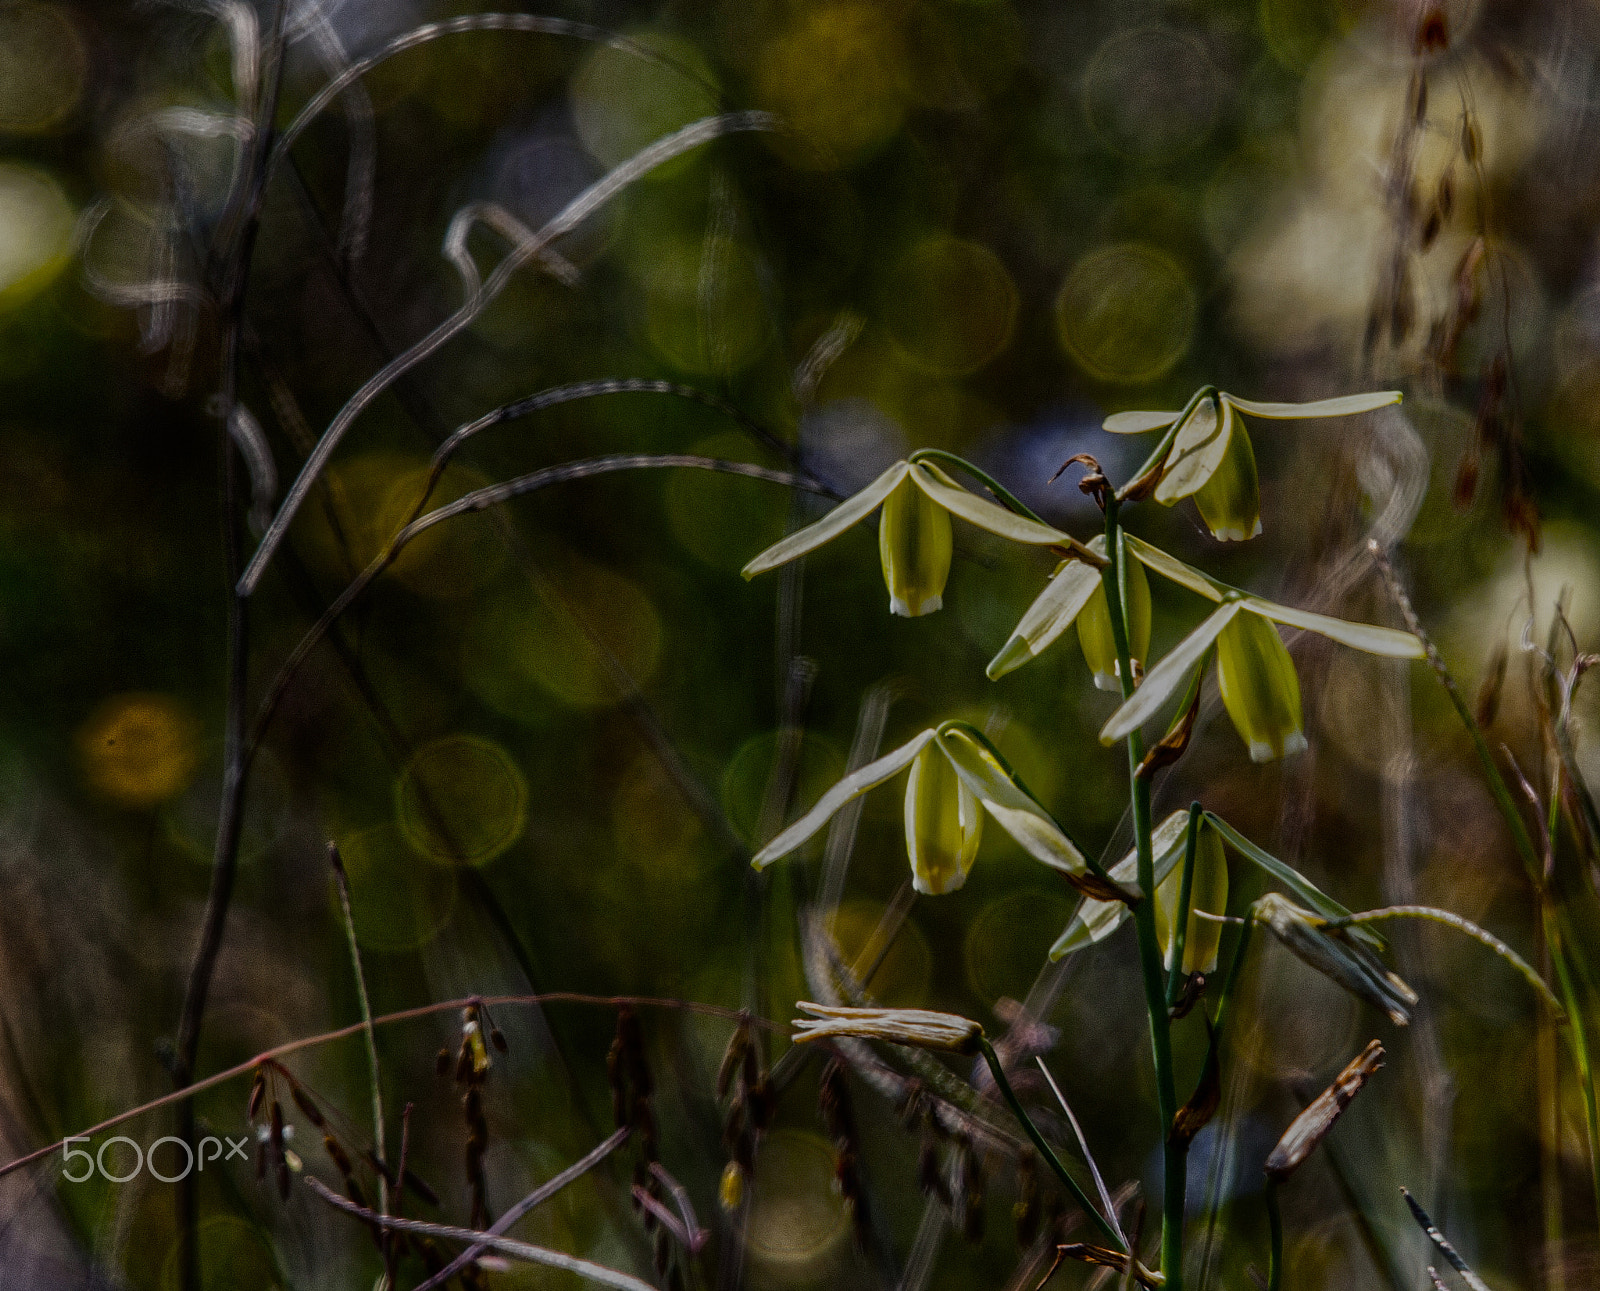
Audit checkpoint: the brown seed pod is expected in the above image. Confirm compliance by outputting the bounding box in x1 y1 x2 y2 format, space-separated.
716 1022 750 1100
290 1085 325 1129
323 1134 353 1177
1265 1040 1385 1181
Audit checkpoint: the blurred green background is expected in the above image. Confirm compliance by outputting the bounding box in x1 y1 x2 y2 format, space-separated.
1 0 1599 1286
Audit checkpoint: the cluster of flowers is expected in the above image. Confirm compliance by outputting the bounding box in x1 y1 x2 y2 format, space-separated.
740 387 1424 963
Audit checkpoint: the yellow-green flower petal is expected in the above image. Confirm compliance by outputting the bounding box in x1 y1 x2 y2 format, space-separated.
750 729 937 868
1123 534 1225 603
742 461 910 578
909 461 1071 546
904 741 982 894
1101 602 1244 746
1050 809 1190 959
1077 553 1151 691
1241 597 1424 658
986 555 1105 679
1192 402 1262 542
880 468 953 616
1154 824 1228 974
1103 409 1182 434
936 726 1091 880
1224 391 1401 419
1216 610 1306 762
1154 396 1230 505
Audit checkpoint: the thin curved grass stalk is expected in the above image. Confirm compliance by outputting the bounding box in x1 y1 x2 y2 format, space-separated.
1035 1057 1128 1251
269 14 722 169
327 844 386 1217
1324 906 1562 1014
976 1037 1126 1253
239 110 778 593
1369 540 1600 1216
305 1177 657 1291
413 1127 631 1291
0 993 778 1183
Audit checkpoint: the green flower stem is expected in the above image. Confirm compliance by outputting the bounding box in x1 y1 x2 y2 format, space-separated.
1265 1179 1283 1291
977 1036 1125 1251
1103 495 1184 1290
1165 803 1204 1009
1116 385 1215 503
906 450 1050 526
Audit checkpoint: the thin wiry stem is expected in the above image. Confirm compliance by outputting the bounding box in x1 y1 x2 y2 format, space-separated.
412 1127 631 1291
977 1038 1125 1252
305 1176 656 1291
0 994 775 1183
240 111 777 593
172 5 290 1288
328 844 386 1217
1035 1057 1128 1249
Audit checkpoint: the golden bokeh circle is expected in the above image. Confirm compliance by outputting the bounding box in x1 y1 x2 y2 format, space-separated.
828 898 933 1006
964 887 1075 1004
755 4 909 167
883 235 1019 376
396 733 528 866
747 1129 850 1272
78 693 201 809
1055 242 1196 383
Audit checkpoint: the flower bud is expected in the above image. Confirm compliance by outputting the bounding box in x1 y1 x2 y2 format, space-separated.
1216 611 1306 762
879 470 953 617
904 743 982 894
1075 557 1151 691
1192 418 1262 542
1154 824 1228 973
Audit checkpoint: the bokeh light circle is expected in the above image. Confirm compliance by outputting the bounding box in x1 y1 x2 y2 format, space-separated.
883 235 1018 375
828 898 933 1006
0 4 86 133
756 4 909 167
0 164 74 308
396 733 528 866
77 693 201 809
1056 242 1196 383
570 32 719 172
1082 27 1223 161
747 1129 850 1271
965 887 1075 1004
721 730 845 848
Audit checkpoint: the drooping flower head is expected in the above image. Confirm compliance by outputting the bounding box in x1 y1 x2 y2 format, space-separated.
1103 389 1402 542
749 721 1126 900
743 457 1097 618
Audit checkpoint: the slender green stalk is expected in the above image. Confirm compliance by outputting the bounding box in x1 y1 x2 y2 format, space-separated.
1166 804 1204 1009
1264 1180 1282 1291
1103 496 1184 1290
1546 910 1600 1213
330 844 388 1218
977 1037 1125 1251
